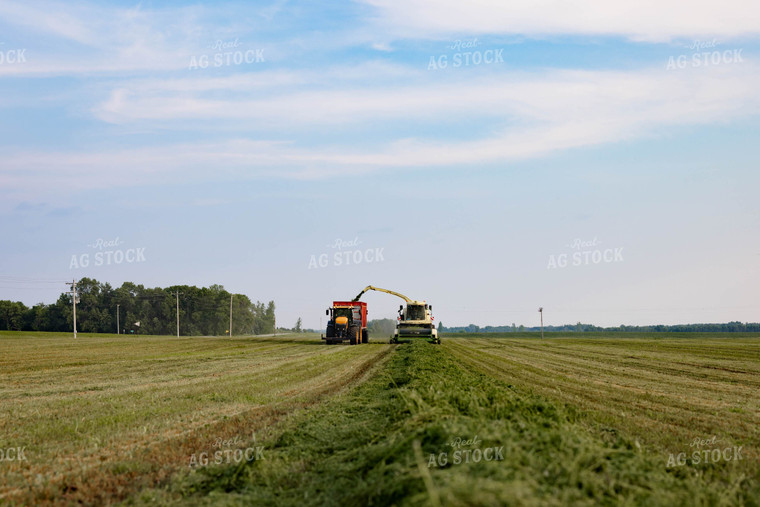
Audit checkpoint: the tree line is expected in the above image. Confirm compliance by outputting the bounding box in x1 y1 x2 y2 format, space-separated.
0 278 276 336
438 321 760 333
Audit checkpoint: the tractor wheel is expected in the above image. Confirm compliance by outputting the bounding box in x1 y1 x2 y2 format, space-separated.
349 326 359 345
362 329 369 344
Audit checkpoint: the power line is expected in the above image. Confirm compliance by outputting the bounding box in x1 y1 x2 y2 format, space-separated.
0 275 65 283
0 286 67 290
0 275 67 289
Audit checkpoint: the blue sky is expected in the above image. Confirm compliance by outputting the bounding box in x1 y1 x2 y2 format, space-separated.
1 0 758 329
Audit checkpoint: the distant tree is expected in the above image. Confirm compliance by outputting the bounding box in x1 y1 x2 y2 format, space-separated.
0 301 26 330
265 301 276 334
30 303 51 331
232 294 255 335
512 323 516 332
295 318 302 333
519 325 525 332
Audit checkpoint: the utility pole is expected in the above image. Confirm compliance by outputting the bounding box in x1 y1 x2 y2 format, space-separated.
116 304 120 335
66 279 78 339
539 307 544 339
171 291 182 337
229 294 233 337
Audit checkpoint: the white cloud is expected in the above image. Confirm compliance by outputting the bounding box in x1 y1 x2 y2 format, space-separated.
92 61 760 137
0 1 222 76
0 1 96 45
3 61 759 208
361 0 760 42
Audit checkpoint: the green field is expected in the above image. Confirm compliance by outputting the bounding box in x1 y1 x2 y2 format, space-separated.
1 331 758 505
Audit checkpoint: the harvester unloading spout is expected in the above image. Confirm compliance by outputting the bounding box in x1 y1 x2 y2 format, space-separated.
353 285 412 303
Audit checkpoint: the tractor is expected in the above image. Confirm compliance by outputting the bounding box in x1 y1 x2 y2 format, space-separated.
322 301 369 345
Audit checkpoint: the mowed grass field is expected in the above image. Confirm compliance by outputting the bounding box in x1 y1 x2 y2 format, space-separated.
0 331 392 504
1 331 759 505
446 335 760 465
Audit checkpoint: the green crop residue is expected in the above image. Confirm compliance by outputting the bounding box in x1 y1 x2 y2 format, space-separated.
138 340 758 506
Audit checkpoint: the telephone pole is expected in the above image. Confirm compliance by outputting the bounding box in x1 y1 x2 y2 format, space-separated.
539 307 544 339
171 291 182 337
66 279 78 339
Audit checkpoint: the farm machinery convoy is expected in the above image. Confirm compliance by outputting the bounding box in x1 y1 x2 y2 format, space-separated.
322 285 439 345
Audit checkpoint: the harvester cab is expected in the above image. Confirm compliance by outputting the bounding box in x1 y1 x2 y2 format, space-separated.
322 301 369 345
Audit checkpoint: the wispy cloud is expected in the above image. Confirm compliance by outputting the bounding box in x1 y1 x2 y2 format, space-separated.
93 62 760 129
3 61 759 207
0 1 258 76
0 1 96 44
361 0 760 42
2 0 759 207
